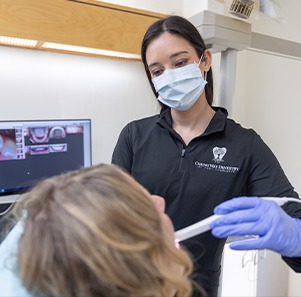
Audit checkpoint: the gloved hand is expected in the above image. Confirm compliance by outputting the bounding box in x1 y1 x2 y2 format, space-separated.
210 197 301 258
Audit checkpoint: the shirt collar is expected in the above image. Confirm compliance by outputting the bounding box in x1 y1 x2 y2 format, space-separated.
157 106 228 136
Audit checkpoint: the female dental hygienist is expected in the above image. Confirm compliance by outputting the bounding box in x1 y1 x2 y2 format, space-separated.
112 15 301 296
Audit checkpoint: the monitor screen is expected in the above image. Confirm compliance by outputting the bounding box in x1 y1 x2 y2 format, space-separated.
0 119 92 203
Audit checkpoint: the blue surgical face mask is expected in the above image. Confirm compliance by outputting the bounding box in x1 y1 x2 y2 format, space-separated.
151 61 207 111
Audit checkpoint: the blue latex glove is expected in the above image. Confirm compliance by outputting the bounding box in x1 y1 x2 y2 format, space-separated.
210 197 301 258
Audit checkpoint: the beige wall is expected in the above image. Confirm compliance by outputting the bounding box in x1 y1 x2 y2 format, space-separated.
0 46 158 165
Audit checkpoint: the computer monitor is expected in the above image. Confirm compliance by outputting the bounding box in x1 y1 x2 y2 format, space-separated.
0 119 92 203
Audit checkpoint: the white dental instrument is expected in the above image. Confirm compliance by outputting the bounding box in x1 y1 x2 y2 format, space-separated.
174 197 301 242
175 214 222 242
260 196 301 206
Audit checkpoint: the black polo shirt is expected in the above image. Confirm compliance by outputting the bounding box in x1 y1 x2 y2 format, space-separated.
112 107 301 296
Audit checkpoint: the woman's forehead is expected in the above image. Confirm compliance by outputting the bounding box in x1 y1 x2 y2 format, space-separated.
146 32 197 64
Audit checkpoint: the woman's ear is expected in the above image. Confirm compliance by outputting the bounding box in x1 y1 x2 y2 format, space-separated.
202 49 212 71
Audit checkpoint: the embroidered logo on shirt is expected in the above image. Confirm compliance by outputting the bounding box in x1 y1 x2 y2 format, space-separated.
212 147 227 163
194 146 239 174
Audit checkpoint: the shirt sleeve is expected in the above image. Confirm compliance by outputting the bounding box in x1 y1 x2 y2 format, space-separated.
111 124 133 173
247 132 299 199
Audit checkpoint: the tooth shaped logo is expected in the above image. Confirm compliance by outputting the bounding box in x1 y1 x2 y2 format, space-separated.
212 147 227 163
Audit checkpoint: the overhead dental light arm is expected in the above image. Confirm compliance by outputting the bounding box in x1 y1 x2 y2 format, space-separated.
189 10 251 115
189 10 301 115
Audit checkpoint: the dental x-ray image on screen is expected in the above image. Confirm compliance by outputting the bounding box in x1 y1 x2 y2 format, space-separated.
0 119 92 203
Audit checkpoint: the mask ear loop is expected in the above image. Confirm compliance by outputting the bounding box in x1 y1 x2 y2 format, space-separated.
194 54 207 81
201 53 208 81
194 54 203 67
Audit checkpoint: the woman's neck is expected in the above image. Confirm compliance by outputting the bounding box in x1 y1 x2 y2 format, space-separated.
171 98 215 145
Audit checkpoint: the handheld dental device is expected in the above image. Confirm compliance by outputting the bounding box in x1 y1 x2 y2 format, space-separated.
174 197 301 242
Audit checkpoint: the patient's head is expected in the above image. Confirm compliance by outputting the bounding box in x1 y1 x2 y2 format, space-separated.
17 164 194 297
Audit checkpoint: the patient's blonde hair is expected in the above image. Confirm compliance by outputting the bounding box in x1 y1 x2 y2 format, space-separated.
17 164 194 297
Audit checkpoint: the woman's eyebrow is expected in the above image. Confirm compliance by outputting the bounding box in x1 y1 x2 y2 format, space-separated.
148 62 160 69
169 50 189 59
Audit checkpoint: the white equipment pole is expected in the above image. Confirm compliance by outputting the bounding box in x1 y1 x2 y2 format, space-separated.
219 48 238 116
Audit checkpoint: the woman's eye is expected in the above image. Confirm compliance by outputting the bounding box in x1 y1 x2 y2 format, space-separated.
151 69 164 77
175 59 188 68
